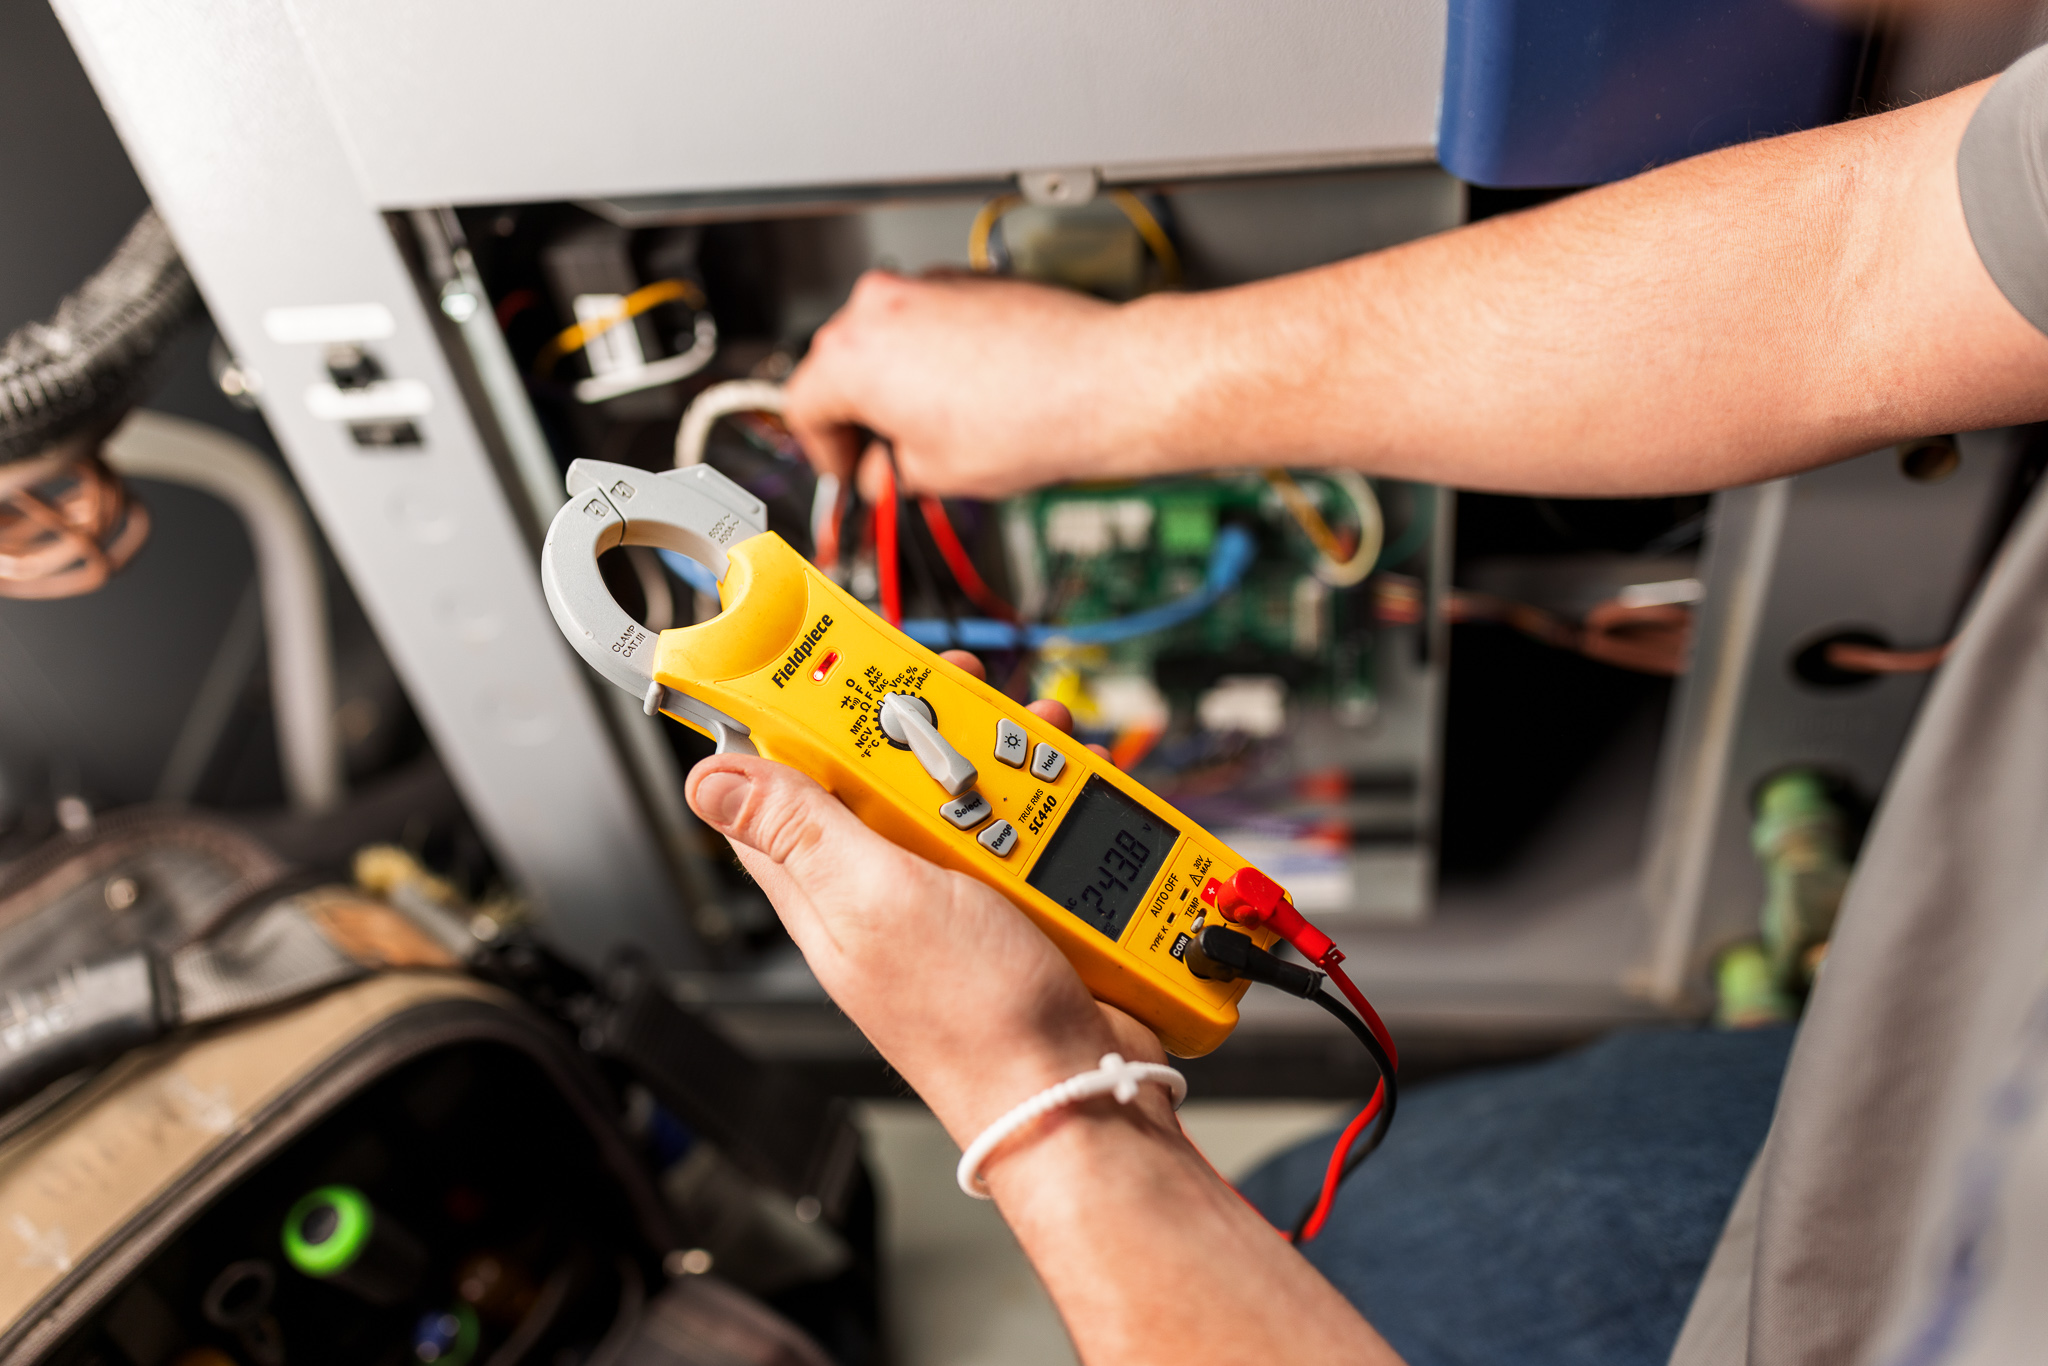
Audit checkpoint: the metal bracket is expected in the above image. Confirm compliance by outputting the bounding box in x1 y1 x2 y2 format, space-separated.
541 459 765 753
1018 168 1099 206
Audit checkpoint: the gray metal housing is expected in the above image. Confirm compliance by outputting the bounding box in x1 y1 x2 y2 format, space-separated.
49 0 2024 1054
49 0 1449 970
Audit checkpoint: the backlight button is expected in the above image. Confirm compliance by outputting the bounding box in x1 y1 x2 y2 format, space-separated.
941 790 992 830
978 820 1018 858
995 719 1028 767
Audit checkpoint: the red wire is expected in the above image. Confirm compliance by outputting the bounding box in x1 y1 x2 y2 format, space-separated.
1327 961 1398 1072
918 496 1016 621
493 287 538 330
1203 890 1396 1243
1296 1081 1385 1243
876 464 903 626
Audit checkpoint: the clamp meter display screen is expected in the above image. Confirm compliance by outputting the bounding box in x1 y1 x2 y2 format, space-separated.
1027 776 1180 941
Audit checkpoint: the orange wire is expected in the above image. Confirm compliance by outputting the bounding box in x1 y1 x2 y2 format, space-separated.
1108 726 1165 770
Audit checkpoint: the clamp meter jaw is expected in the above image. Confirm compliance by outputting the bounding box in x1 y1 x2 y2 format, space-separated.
541 459 1285 1057
542 460 766 753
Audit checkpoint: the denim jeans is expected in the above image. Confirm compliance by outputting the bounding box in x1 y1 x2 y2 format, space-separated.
1236 1026 1796 1366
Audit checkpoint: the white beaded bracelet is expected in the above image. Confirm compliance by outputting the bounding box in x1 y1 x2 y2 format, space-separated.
955 1052 1188 1198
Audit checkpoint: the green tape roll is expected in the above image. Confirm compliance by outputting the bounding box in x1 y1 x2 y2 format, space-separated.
282 1184 374 1278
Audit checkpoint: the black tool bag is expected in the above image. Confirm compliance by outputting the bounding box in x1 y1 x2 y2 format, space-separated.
0 817 877 1366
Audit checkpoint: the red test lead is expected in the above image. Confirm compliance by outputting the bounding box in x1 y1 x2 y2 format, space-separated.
1201 868 1396 1069
1201 867 1400 1240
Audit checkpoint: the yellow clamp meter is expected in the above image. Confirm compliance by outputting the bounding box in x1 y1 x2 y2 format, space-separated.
541 459 1284 1056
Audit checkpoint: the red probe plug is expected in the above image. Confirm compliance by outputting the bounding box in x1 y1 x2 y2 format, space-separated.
1201 868 1398 1072
1200 869 1401 1244
1200 868 1338 966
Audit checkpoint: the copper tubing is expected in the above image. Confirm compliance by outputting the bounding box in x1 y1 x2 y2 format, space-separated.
0 439 149 599
1370 574 1695 676
1824 639 1953 674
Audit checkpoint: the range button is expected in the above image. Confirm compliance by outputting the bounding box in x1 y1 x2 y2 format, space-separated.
977 820 1018 858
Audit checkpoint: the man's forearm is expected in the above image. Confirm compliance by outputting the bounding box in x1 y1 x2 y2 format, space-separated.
985 1100 1402 1365
1112 77 2048 496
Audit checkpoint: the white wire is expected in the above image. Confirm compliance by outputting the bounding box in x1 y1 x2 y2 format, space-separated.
576 313 719 405
674 379 787 468
103 410 341 813
810 472 842 560
955 1052 1187 1199
1311 469 1385 588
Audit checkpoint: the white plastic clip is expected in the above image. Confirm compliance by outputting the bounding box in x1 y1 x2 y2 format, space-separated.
955 1052 1186 1198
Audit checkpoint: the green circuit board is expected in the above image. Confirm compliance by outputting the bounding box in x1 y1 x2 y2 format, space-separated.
1002 475 1425 720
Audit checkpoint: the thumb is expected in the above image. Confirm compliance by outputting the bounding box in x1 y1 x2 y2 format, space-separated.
685 754 926 943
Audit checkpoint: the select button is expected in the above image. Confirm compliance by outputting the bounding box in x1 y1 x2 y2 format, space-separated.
940 790 992 830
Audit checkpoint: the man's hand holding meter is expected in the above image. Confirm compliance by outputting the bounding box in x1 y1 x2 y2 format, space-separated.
687 654 1145 1142
685 654 1401 1365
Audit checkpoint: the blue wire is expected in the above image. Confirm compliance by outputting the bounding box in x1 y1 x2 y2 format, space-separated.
658 523 1258 651
901 524 1256 650
657 549 722 597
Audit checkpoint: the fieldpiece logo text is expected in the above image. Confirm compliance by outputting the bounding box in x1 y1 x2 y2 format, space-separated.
771 614 834 688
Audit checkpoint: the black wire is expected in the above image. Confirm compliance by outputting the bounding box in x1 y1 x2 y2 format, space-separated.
1289 987 1398 1241
910 504 968 637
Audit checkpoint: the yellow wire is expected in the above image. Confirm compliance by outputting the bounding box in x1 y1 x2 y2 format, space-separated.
967 193 1024 273
1107 189 1183 288
965 189 1182 288
532 277 706 377
1267 470 1345 561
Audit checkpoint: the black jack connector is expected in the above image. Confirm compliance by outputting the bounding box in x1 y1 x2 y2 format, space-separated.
1186 926 1325 999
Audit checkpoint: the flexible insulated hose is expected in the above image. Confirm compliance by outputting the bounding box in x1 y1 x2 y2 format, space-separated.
0 209 200 464
103 412 342 814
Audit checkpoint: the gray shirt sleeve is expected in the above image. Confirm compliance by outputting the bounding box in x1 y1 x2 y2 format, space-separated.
1960 44 2048 336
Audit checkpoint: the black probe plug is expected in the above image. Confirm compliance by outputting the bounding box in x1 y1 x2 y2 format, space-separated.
1183 926 1324 999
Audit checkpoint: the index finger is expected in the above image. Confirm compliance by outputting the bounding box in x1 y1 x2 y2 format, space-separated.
945 653 1104 755
940 649 986 681
782 363 863 480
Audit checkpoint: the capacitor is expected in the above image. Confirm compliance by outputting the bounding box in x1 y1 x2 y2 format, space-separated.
280 1184 426 1305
